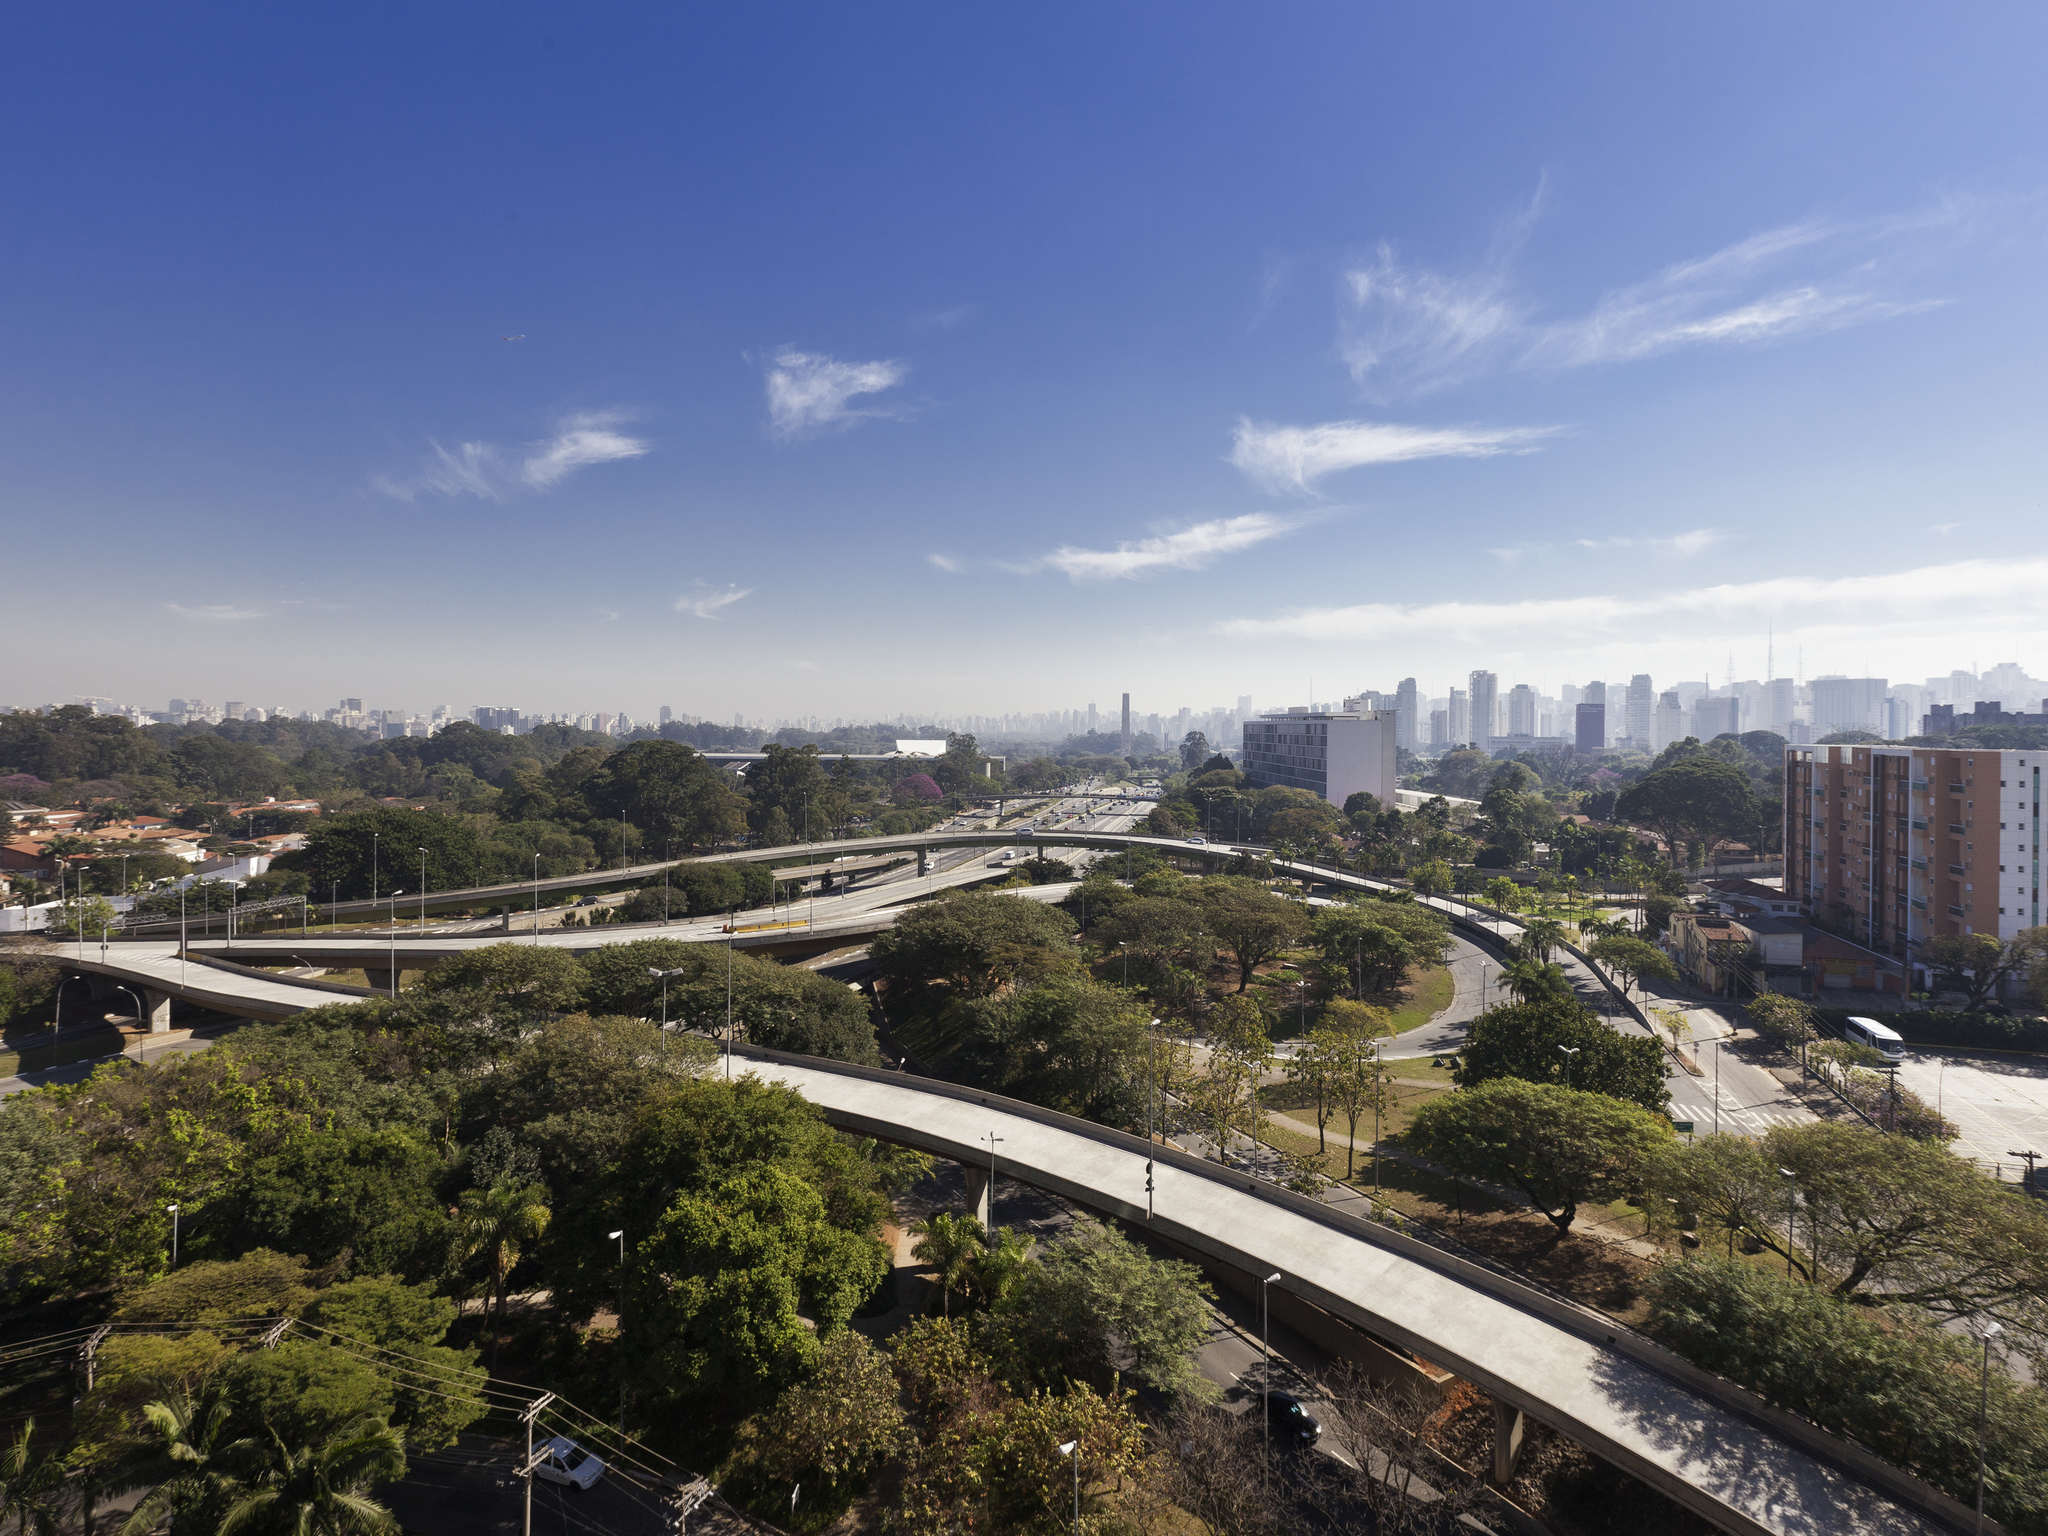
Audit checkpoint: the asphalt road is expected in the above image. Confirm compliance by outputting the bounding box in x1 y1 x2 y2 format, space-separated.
1893 1048 2048 1177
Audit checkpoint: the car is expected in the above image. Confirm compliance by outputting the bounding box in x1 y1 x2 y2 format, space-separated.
1265 1391 1321 1446
575 894 601 906
1015 828 1036 840
532 1436 606 1490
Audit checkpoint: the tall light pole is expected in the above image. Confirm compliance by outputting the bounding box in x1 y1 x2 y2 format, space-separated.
984 1132 1005 1232
1056 1440 1079 1533
387 891 404 998
166 1202 180 1269
1712 1038 1723 1137
1970 1316 2002 1534
648 967 687 1029
1557 1043 1581 1088
725 914 736 1079
1371 1038 1385 1194
609 1228 628 1427
1261 1271 1282 1479
179 884 188 986
1146 1018 1160 1220
370 832 379 905
418 847 429 932
531 854 541 946
1779 1166 1797 1278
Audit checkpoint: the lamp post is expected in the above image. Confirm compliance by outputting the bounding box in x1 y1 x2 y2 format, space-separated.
1372 1038 1385 1193
387 891 404 998
370 832 378 905
166 1202 180 1269
531 854 541 946
648 967 687 1029
1261 1270 1282 1481
418 847 428 932
179 884 188 986
1557 1043 1581 1088
1711 1038 1723 1137
725 913 736 1079
1969 1316 2002 1533
1779 1166 1797 1278
984 1132 1005 1233
608 1228 627 1426
1145 1018 1161 1220
1056 1440 1079 1533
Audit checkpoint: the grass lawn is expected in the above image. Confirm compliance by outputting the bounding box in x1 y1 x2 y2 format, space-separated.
1259 959 1453 1041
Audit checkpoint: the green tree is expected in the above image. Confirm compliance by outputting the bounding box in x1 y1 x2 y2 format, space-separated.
909 1211 985 1319
735 1332 906 1509
456 1179 550 1366
1325 1029 1388 1180
1481 875 1521 912
1094 896 1211 988
1407 1079 1673 1230
1644 1259 2048 1530
1924 931 2043 1010
117 1390 260 1536
994 1220 1215 1400
283 807 488 902
1287 1028 1344 1154
584 739 748 851
1587 932 1678 998
577 937 877 1062
1453 1000 1670 1112
870 891 1078 1001
216 1416 406 1536
1197 877 1307 991
0 1420 67 1536
1409 858 1453 898
926 976 1147 1124
1746 991 1819 1052
1614 754 1757 869
1178 730 1212 771
225 1125 453 1282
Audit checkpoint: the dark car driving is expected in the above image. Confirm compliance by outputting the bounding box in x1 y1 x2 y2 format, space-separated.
1266 1390 1321 1446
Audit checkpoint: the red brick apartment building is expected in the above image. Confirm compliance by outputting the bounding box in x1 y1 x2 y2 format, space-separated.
1786 744 2045 985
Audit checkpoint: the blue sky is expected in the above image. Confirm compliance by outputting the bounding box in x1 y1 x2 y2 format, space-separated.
5 3 2047 720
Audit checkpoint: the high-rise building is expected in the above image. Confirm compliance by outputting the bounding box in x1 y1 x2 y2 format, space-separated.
1240 710 1398 809
1654 690 1684 753
1764 678 1798 737
659 705 673 725
1787 745 2044 983
1428 707 1448 748
1507 683 1537 738
1692 696 1740 740
1394 678 1418 753
1581 682 1608 748
1447 687 1470 747
1808 677 1888 738
1575 703 1605 755
1467 671 1498 750
1120 693 1131 756
1626 675 1653 747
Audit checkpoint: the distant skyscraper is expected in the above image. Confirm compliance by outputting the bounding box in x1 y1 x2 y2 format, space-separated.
1394 677 1418 752
1575 703 1605 755
659 705 673 725
1764 678 1797 737
1626 674 1653 747
1582 681 1608 747
1808 676 1888 738
1467 670 1498 750
1507 683 1537 737
1654 690 1683 753
1120 692 1131 755
1428 707 1448 747
1447 687 1470 746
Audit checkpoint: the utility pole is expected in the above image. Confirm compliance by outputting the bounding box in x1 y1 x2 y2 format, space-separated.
518 1392 557 1536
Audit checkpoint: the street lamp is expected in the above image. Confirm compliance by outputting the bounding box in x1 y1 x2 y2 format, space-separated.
1371 1038 1385 1194
1779 1166 1797 1278
609 1228 628 1426
1056 1440 1079 1534
647 966 687 1029
166 1202 180 1269
370 832 379 905
1145 1017 1160 1220
984 1132 1005 1233
1969 1316 2002 1534
725 912 737 1079
386 891 404 998
418 847 428 932
1261 1271 1282 1478
531 854 541 946
1556 1043 1581 1088
1711 1038 1723 1137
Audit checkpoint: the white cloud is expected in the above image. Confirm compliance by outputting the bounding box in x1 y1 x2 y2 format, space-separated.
674 583 754 620
1230 417 1557 493
1041 513 1297 581
520 412 649 488
375 411 646 500
164 603 265 622
1572 528 1724 557
927 553 962 573
911 304 977 332
1343 195 1955 393
766 349 910 436
1216 555 2048 646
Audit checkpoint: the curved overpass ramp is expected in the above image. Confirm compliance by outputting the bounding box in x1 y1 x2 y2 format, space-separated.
735 1044 1968 1536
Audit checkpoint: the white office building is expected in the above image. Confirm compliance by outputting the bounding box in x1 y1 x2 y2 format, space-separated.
1240 709 1398 809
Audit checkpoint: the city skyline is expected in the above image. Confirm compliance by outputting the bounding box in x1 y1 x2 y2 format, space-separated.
5 7 2047 713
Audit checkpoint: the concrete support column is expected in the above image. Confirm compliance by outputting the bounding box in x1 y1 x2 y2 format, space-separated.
142 989 173 1034
500 908 513 933
364 966 401 995
961 1164 991 1230
917 847 930 876
1491 1399 1527 1484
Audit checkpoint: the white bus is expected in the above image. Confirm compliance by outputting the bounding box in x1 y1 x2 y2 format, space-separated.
1842 1015 1906 1063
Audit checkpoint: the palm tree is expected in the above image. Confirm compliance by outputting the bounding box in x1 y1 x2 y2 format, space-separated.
908 1211 985 1319
1499 954 1573 1007
217 1418 405 1536
0 1419 68 1536
458 1179 551 1367
962 1228 1030 1311
119 1391 260 1536
1519 920 1568 966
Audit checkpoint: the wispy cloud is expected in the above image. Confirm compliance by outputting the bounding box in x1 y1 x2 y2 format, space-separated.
375 411 647 500
1573 528 1724 557
674 583 753 620
911 304 977 333
1216 555 2048 645
1230 417 1557 493
165 603 265 622
1343 193 1959 394
1041 513 1298 581
927 553 962 573
766 349 910 437
521 412 649 488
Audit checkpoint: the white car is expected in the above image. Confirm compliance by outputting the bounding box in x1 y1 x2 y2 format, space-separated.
532 1436 606 1490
